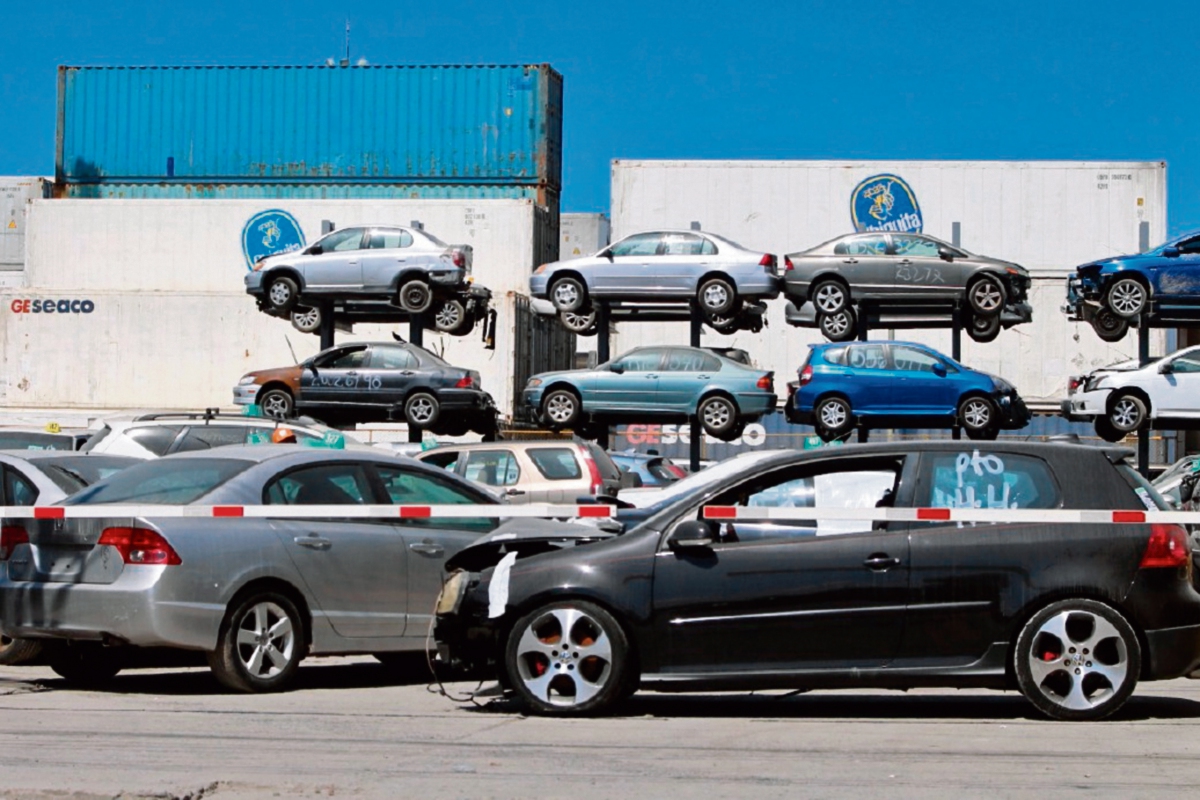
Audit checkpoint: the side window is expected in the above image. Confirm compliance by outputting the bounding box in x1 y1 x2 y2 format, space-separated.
126 426 183 456
822 346 847 366
614 349 665 372
369 229 414 249
609 233 663 257
1169 353 1200 373
264 464 372 505
173 426 249 453
834 235 888 256
319 228 366 252
5 467 38 506
703 460 902 543
462 450 520 487
420 450 461 472
891 346 942 373
846 344 889 370
1177 237 1200 255
660 233 706 256
664 349 720 372
924 450 1061 510
699 238 718 256
892 235 940 257
369 346 416 370
375 466 497 532
320 348 369 369
528 448 583 480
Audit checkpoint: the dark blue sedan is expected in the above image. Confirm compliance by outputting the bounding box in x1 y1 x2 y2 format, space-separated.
786 341 1029 441
1065 231 1200 342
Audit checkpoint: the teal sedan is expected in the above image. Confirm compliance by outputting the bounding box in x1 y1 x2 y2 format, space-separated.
524 346 777 441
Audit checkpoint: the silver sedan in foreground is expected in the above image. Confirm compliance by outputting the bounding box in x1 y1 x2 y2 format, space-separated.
0 446 502 692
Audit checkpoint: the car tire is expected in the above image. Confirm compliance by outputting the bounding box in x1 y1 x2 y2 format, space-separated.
549 277 587 313
958 396 998 440
967 274 1006 317
1014 598 1140 721
541 389 581 429
814 396 854 440
0 635 42 666
1105 277 1149 319
558 308 598 336
290 305 322 334
398 280 434 314
433 298 467 333
47 643 124 686
1108 392 1147 433
266 276 301 313
705 312 740 335
1091 308 1130 342
1094 415 1125 443
698 395 738 438
966 311 1001 343
697 277 737 315
208 592 305 693
817 308 857 342
404 392 441 429
505 599 633 716
258 388 294 420
811 279 849 316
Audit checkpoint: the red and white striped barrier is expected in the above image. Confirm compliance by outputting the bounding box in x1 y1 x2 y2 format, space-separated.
702 506 1197 525
0 504 615 520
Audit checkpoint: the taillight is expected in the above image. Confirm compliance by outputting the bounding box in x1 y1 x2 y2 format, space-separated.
1068 376 1081 393
784 256 794 271
1140 524 1190 569
0 525 28 561
451 250 466 268
98 527 182 566
581 449 604 495
756 372 774 391
455 374 478 389
798 364 814 386
759 254 777 268
666 464 688 479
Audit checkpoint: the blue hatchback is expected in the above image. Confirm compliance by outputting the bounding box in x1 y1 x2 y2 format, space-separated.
786 341 1029 441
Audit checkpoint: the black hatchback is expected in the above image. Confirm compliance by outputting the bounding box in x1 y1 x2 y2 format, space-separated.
435 441 1200 721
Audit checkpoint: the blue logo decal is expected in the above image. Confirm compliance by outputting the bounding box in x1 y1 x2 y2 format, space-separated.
242 209 306 270
850 174 923 233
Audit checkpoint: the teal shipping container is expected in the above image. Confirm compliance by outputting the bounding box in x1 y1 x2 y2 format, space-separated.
55 64 562 203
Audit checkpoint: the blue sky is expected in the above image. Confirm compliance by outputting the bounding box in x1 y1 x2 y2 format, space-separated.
3 1 1197 234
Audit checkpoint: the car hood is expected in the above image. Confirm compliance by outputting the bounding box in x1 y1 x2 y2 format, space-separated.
255 249 305 272
241 365 302 384
1085 358 1143 376
445 517 619 572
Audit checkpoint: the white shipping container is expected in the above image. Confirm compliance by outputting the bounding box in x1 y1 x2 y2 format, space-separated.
5 198 560 415
609 160 1169 405
0 178 48 273
559 213 610 260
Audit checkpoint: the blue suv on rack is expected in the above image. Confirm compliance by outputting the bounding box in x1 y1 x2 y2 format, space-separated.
786 341 1029 441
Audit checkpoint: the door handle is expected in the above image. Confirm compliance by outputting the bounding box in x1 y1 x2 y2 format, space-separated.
409 541 445 557
863 554 901 570
505 488 526 496
898 259 912 265
346 371 358 376
843 258 859 264
294 535 332 551
697 375 711 380
401 370 415 376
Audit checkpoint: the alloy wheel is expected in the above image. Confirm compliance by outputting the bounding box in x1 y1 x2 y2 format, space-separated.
702 283 730 310
1024 609 1129 713
545 392 577 424
234 601 296 681
1110 397 1143 430
962 399 992 429
514 607 614 708
435 300 464 330
407 396 437 424
819 399 849 429
813 282 847 314
1108 280 1147 317
970 279 1004 313
269 282 293 307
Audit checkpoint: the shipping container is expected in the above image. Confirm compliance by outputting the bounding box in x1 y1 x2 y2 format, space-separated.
9 198 569 415
559 213 610 260
56 65 562 203
0 178 48 271
607 160 1170 407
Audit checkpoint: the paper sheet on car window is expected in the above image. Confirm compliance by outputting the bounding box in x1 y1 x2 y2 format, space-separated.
814 471 896 535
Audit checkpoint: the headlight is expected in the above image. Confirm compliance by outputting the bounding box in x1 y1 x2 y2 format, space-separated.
533 264 548 275
527 378 542 388
436 570 469 616
238 376 258 386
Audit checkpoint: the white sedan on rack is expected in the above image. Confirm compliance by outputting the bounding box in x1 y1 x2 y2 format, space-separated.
1061 345 1200 441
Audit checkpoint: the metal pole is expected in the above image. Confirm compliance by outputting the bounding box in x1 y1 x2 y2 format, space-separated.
951 303 963 440
952 222 962 248
596 302 610 365
318 303 335 351
1137 321 1151 477
689 303 703 472
408 314 425 444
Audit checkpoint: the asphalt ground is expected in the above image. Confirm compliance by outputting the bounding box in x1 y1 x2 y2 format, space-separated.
3 656 1200 799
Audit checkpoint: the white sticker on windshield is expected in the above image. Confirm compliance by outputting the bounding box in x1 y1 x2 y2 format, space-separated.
1134 487 1157 512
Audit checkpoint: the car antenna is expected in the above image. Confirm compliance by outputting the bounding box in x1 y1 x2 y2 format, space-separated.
284 334 299 365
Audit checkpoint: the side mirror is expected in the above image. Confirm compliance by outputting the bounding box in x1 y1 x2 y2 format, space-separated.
1160 361 1175 375
610 362 625 374
937 246 955 261
1164 246 1181 258
308 244 323 256
602 249 614 261
667 520 716 552
932 362 947 377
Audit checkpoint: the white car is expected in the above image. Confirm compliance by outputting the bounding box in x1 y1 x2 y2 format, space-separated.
81 412 357 459
1061 345 1200 441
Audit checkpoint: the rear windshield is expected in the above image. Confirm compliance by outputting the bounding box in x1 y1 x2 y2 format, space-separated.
1116 464 1171 511
65 458 253 505
78 426 112 453
38 457 141 495
0 432 76 451
583 442 621 481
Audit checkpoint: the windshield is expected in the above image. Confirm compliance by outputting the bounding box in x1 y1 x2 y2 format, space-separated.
38 456 141 494
624 451 789 509
65 458 253 505
1115 464 1171 511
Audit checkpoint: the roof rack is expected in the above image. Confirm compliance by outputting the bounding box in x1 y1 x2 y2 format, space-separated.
133 409 326 427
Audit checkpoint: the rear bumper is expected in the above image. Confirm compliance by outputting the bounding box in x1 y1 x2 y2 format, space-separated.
438 389 495 413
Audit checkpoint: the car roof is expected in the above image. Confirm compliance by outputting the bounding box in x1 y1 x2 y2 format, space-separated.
746 440 1130 463
420 440 583 454
0 449 141 464
153 444 398 464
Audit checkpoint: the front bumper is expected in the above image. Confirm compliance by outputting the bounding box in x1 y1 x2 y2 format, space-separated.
244 270 266 296
1059 388 1108 421
232 384 260 406
529 274 550 299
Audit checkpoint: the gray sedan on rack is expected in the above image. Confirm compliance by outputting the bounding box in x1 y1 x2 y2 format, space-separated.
529 230 781 323
0 446 503 692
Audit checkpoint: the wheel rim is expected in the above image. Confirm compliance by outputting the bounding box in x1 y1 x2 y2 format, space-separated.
971 280 1003 312
404 286 429 308
553 282 580 308
292 307 320 330
562 310 596 332
1096 310 1122 333
963 399 991 428
821 312 851 337
702 283 729 309
819 400 848 429
436 302 463 329
1109 281 1145 316
408 397 436 424
702 399 732 430
515 608 613 707
269 282 292 307
545 393 576 423
260 392 290 419
814 284 845 313
234 601 295 680
1111 398 1141 429
1026 609 1128 712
